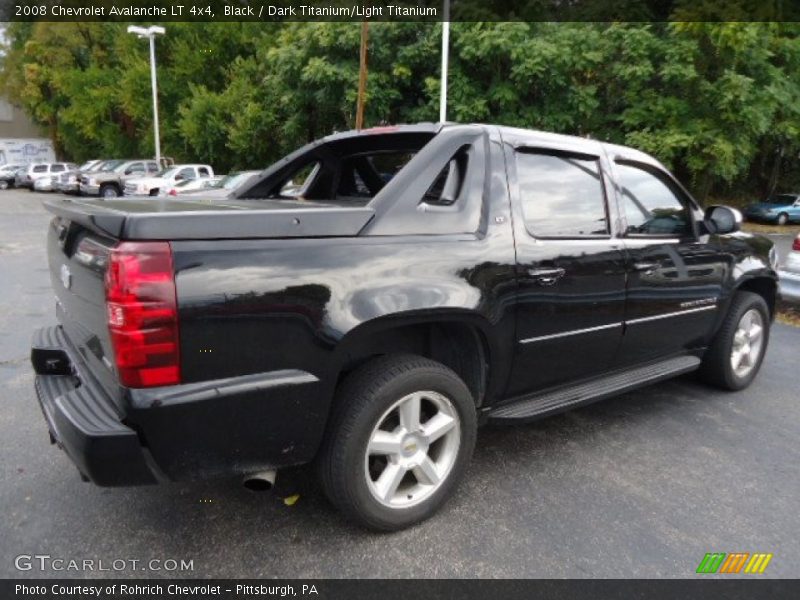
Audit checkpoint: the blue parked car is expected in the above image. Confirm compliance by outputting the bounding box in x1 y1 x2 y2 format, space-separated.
744 193 800 225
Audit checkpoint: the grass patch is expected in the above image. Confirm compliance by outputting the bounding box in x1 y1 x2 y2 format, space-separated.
777 302 800 327
742 222 800 235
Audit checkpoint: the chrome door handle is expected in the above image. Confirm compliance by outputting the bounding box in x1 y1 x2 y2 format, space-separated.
528 267 565 285
633 261 659 274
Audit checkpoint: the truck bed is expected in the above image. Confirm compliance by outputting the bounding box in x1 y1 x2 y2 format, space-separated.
43 196 375 240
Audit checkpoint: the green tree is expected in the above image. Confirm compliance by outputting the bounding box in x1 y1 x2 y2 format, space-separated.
3 21 800 201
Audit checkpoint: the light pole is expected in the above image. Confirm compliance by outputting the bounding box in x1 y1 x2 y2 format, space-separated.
127 25 165 165
439 1 450 123
356 21 369 130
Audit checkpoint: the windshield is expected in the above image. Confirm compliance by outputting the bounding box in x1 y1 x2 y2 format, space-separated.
156 167 179 178
214 171 259 190
101 160 125 172
78 161 95 171
765 194 796 205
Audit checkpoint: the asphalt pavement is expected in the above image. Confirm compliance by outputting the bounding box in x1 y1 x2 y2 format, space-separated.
1 189 798 578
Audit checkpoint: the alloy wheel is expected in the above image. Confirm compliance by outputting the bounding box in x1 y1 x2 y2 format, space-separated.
364 391 461 509
730 308 765 378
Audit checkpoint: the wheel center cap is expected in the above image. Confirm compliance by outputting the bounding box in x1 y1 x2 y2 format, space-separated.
401 434 425 457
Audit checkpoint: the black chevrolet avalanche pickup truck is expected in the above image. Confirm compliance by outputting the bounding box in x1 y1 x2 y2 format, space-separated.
32 123 779 530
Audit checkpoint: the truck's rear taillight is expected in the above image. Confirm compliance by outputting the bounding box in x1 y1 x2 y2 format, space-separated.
793 235 800 252
105 241 180 388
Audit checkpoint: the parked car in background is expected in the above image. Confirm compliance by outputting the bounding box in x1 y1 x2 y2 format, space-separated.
20 163 76 191
56 160 105 195
80 159 161 198
0 163 27 189
162 175 222 196
173 170 261 198
124 164 214 197
778 234 800 303
745 194 800 225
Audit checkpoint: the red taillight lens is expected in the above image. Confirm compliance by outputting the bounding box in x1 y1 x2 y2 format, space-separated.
105 241 180 388
168 189 177 196
793 236 800 252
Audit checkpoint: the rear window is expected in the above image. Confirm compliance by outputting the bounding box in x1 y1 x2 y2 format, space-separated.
516 151 609 237
336 152 415 199
237 130 435 203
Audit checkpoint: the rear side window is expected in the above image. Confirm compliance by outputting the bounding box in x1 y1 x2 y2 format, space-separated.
33 165 47 173
147 162 159 173
422 147 469 207
51 164 65 173
615 162 692 237
516 151 609 237
198 167 210 177
279 161 320 198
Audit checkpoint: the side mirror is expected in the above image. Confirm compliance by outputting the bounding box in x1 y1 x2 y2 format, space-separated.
704 205 742 235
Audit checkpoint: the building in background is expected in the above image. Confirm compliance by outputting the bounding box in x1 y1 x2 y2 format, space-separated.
0 96 55 165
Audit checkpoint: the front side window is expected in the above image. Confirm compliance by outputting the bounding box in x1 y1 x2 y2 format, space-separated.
516 151 609 237
33 165 47 173
50 164 65 173
616 162 692 237
178 167 195 180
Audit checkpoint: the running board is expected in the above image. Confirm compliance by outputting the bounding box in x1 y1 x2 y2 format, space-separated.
488 356 701 422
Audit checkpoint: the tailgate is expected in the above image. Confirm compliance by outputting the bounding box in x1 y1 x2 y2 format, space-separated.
47 216 120 397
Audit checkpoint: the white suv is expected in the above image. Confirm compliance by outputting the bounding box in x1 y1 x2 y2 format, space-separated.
20 162 76 190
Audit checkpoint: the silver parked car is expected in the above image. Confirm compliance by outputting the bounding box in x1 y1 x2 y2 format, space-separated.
56 159 106 194
0 163 27 189
173 170 261 198
778 233 800 303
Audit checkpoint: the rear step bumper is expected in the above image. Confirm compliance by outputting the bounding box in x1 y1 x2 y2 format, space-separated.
31 326 157 486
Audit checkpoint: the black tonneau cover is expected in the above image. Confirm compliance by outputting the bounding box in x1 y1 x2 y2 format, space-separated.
43 197 375 240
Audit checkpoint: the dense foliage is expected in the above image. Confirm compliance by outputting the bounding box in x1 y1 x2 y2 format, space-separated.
2 22 800 202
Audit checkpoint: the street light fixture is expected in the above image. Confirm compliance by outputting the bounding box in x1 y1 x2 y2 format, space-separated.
127 25 166 165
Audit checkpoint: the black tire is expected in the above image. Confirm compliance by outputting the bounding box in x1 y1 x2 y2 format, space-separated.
318 354 477 531
777 213 789 226
699 291 770 391
100 184 120 198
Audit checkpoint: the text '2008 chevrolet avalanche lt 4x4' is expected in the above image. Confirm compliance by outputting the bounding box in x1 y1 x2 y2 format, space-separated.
31 124 779 530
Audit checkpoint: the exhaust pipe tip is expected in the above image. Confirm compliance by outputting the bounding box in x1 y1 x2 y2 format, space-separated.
243 470 276 492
